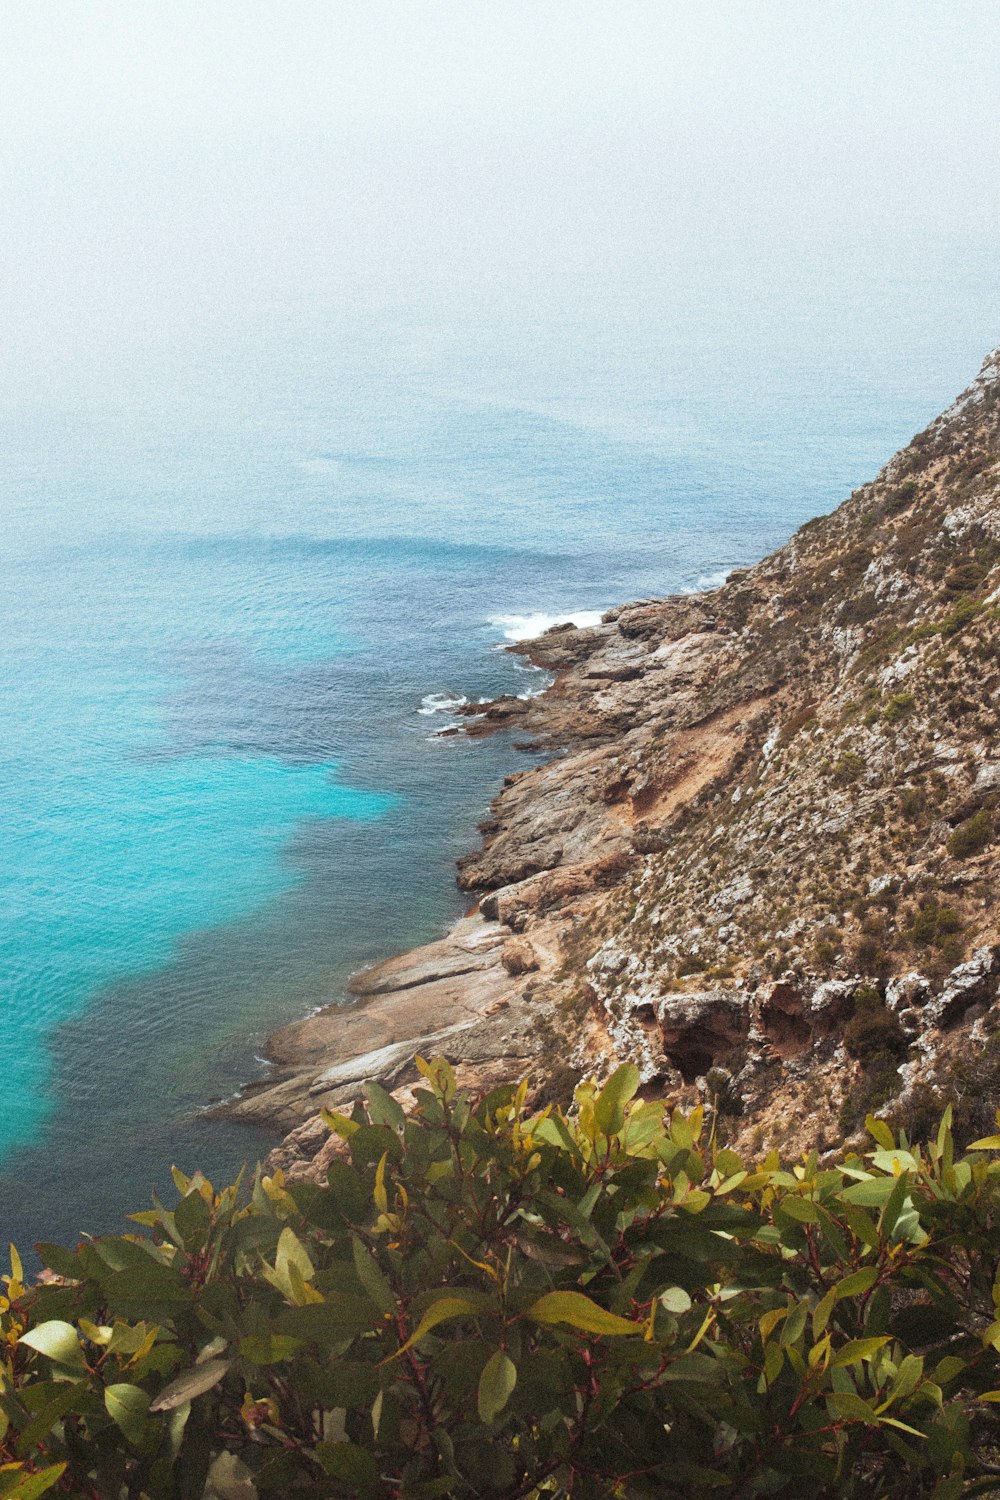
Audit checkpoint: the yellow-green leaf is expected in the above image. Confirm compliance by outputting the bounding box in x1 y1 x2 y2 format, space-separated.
779 1197 820 1224
373 1152 389 1215
827 1390 875 1422
866 1117 894 1150
321 1109 360 1140
0 1463 68 1500
104 1383 152 1446
18 1320 86 1369
594 1064 641 1137
391 1295 483 1358
834 1267 879 1300
478 1349 517 1423
831 1336 890 1368
660 1287 692 1315
526 1291 641 1337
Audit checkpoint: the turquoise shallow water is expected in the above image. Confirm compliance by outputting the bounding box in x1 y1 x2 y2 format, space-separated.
1 261 998 1251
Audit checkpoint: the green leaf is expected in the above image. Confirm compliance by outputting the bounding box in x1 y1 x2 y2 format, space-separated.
352 1235 396 1316
204 1452 258 1499
831 1336 891 1368
365 1081 405 1129
104 1383 152 1447
841 1203 880 1249
104 1261 191 1310
239 1333 302 1365
526 1291 641 1337
392 1295 484 1357
174 1190 211 1253
932 1355 966 1386
866 1116 895 1150
278 1296 379 1343
660 1286 692 1315
969 1135 1000 1151
594 1063 641 1137
33 1242 82 1280
839 1177 897 1207
0 1464 68 1500
827 1391 876 1422
316 1442 378 1488
879 1415 927 1437
834 1267 879 1300
779 1196 820 1223
15 1382 88 1457
478 1349 517 1424
871 1150 917 1174
148 1357 231 1412
18 1320 85 1368
326 1159 370 1221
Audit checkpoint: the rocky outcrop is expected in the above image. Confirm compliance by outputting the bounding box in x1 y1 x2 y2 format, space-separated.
230 349 1000 1175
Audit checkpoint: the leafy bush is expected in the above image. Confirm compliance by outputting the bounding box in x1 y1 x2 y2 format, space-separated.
940 596 985 637
831 751 865 787
906 900 962 949
948 811 994 860
944 562 987 596
849 935 892 981
844 990 907 1065
900 787 926 821
11 1064 1000 1495
883 692 915 725
883 479 918 516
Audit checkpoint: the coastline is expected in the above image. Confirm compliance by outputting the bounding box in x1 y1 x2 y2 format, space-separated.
226 346 1000 1179
223 589 724 1177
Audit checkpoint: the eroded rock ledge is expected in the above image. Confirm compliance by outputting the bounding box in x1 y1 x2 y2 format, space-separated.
227 350 1000 1178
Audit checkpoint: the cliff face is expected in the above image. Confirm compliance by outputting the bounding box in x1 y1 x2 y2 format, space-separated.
232 350 1000 1178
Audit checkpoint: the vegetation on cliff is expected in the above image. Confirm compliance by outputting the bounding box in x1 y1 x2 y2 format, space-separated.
240 350 1000 1183
9 1064 1000 1496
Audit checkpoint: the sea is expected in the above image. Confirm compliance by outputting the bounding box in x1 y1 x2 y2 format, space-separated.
1 252 997 1252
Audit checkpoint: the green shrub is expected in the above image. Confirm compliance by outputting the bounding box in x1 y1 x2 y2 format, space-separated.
945 561 987 595
849 935 892 980
843 993 907 1065
906 899 962 948
838 1051 906 1133
900 786 925 820
831 750 865 786
940 594 985 636
10 1065 1000 1496
883 691 914 724
883 478 918 516
889 1039 1000 1147
948 809 994 859
704 1067 743 1117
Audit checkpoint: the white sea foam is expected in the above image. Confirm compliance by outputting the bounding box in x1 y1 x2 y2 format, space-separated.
488 609 605 642
681 567 733 595
418 692 469 716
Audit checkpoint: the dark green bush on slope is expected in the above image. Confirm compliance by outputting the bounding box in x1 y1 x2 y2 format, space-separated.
8 1062 1000 1496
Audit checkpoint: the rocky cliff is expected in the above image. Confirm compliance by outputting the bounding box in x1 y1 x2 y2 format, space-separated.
230 349 1000 1179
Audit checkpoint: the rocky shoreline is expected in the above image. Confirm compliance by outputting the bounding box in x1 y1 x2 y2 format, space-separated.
229 349 1000 1180
224 615 629 1175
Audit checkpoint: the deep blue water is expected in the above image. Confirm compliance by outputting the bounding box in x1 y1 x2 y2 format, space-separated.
1 261 997 1251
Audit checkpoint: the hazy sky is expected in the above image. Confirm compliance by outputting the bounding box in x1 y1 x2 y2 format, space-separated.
1 2 999 370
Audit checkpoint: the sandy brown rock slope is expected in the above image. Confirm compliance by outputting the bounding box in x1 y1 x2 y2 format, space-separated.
229 349 1000 1179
